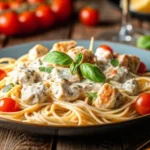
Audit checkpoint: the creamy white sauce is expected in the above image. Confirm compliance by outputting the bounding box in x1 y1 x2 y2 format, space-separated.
21 82 50 105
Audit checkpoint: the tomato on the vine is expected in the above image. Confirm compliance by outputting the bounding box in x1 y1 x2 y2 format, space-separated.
51 0 72 21
0 11 20 36
98 45 113 54
79 6 99 26
0 2 9 12
137 62 147 74
135 93 150 115
19 11 38 34
36 5 55 29
0 69 6 81
0 98 20 112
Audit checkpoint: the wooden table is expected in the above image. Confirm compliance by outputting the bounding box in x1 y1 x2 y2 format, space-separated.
0 0 150 149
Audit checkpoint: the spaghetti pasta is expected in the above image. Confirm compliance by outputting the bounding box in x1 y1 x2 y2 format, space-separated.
0 40 149 126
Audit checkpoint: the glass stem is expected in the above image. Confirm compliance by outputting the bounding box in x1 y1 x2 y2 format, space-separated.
119 0 133 41
122 0 130 26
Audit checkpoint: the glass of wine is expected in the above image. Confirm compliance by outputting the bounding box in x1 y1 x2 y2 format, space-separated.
99 0 150 46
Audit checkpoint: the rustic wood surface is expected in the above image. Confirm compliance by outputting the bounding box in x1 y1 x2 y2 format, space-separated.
0 0 150 150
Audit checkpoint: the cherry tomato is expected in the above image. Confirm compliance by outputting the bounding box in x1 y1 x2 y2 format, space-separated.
137 62 147 74
19 11 38 34
27 0 45 4
0 11 20 36
35 5 55 29
51 0 72 21
0 2 9 12
79 6 99 26
0 98 20 112
98 45 113 54
135 93 150 115
0 69 6 80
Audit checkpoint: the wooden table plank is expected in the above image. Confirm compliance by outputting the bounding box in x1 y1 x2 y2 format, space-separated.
0 128 53 150
0 35 7 49
5 23 71 47
122 129 150 150
56 135 122 150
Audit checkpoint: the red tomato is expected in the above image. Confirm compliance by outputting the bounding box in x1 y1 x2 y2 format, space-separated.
0 69 6 80
51 0 72 21
137 62 147 74
135 93 150 115
27 0 45 4
19 11 38 34
79 6 99 26
0 98 20 112
35 5 55 29
98 45 113 54
0 11 20 36
0 2 9 12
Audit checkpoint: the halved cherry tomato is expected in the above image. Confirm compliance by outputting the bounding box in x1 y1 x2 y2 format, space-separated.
0 2 9 12
111 70 117 75
135 93 150 115
27 0 46 4
98 45 113 54
137 62 147 74
51 0 72 21
0 98 20 112
0 11 20 36
79 6 99 26
0 69 6 80
19 11 38 34
35 5 55 29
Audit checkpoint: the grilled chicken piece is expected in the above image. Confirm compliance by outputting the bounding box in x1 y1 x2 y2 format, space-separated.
50 80 80 101
67 46 95 64
21 82 50 105
122 79 139 96
50 80 103 102
51 41 77 53
28 44 48 60
93 83 123 109
105 66 131 83
95 48 113 70
10 67 37 84
50 67 80 83
117 54 140 73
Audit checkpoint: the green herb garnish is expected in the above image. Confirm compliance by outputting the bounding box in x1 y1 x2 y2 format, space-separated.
137 35 150 50
70 53 83 75
74 53 83 64
80 63 106 83
70 62 79 75
111 58 119 67
87 92 97 102
39 67 53 73
43 51 73 66
2 83 14 92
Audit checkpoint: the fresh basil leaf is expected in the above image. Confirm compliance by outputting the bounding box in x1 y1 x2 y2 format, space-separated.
75 53 83 64
70 62 79 75
43 51 73 66
87 92 97 101
2 83 14 92
111 58 119 67
137 35 150 50
80 63 106 83
39 67 53 73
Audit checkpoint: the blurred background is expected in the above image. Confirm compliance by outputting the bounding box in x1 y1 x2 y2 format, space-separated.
0 0 149 49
